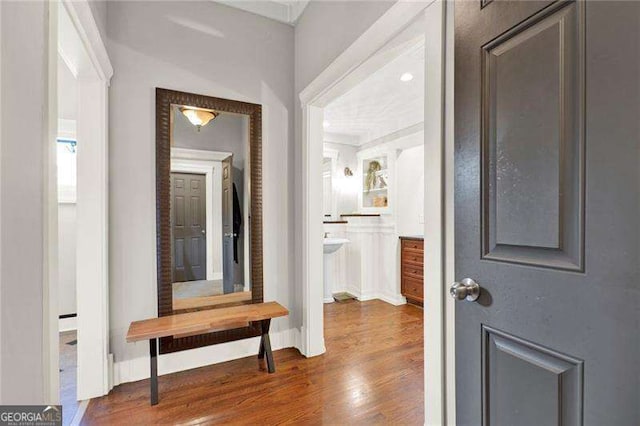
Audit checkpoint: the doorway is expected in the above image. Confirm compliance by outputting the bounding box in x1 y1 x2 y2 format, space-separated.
299 2 453 424
46 0 113 412
56 54 79 423
319 39 427 414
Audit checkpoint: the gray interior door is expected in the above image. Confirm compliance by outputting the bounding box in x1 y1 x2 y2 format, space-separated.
454 1 639 424
222 156 234 293
171 172 207 282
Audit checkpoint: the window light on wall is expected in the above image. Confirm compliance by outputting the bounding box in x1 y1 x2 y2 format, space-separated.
57 138 77 203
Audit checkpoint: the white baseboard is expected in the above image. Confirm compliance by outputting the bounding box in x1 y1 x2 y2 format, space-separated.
344 286 405 306
356 292 377 302
59 316 77 332
378 292 407 306
69 399 89 426
113 327 300 386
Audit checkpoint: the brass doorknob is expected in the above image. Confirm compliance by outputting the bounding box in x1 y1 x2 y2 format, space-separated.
450 278 480 302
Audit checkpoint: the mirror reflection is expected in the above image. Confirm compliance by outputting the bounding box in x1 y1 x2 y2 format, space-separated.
170 104 251 311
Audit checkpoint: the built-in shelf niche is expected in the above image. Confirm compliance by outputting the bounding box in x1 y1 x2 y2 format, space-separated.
357 148 395 214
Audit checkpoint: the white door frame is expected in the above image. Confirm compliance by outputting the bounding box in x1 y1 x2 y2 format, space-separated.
298 1 455 424
46 0 113 402
171 148 231 281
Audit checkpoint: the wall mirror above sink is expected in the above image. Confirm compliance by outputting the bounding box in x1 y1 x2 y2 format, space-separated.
156 88 263 353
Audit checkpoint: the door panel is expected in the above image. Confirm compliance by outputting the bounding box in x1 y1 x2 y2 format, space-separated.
482 326 583 426
481 1 584 271
455 1 639 424
171 173 206 282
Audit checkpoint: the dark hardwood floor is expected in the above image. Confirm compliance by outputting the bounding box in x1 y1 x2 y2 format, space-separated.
82 300 423 425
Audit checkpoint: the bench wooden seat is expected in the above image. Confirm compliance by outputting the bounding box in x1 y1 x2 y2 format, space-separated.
126 301 289 405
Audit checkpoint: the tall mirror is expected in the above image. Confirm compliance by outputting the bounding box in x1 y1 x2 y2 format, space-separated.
156 88 262 353
170 106 251 310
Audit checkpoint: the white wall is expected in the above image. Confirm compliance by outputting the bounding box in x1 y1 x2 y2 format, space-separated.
58 55 77 121
106 0 296 382
57 56 77 320
396 144 425 236
323 142 358 215
58 204 76 316
0 0 48 404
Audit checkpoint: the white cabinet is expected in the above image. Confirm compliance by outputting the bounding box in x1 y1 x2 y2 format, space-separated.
357 147 396 214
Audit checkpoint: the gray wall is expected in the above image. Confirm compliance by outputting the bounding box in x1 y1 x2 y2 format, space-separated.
87 0 107 47
106 1 295 367
173 111 247 167
0 0 48 404
294 1 395 93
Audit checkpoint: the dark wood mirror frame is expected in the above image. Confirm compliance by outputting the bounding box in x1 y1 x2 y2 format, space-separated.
156 88 263 354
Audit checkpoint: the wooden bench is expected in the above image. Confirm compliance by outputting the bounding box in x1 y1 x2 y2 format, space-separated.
126 301 289 405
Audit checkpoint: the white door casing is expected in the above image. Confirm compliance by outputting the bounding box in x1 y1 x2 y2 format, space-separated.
46 0 113 402
171 148 231 281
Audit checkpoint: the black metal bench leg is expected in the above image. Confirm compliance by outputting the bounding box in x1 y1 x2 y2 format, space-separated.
150 338 158 405
259 319 275 373
258 335 265 359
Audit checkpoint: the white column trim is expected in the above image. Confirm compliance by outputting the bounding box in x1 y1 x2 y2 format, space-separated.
44 1 60 404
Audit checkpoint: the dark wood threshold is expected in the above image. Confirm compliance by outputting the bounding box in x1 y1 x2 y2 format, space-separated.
324 220 348 224
399 235 424 241
59 313 77 319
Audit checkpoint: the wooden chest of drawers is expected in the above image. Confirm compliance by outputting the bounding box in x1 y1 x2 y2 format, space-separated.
400 237 424 305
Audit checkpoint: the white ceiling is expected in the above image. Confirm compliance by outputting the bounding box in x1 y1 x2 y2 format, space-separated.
323 41 425 146
212 0 309 25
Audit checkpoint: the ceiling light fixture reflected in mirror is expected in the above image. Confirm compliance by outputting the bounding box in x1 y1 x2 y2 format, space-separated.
400 72 414 82
180 107 218 131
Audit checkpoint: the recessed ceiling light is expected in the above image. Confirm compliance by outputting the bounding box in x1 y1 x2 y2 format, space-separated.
323 120 330 129
400 72 414 82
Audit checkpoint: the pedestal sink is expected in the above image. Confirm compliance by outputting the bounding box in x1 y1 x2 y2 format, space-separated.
323 238 350 303
323 238 350 254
